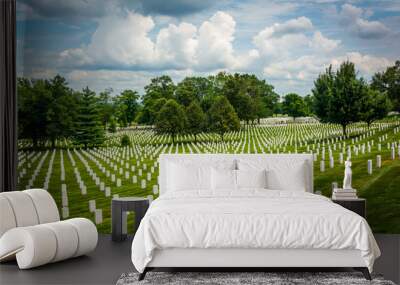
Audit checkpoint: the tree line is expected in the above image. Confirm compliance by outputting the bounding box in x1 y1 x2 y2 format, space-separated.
18 72 279 146
18 60 399 148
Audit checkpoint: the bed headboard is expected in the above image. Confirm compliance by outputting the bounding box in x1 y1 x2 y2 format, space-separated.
158 154 314 195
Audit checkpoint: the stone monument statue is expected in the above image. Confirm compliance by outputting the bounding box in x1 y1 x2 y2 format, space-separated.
343 160 353 190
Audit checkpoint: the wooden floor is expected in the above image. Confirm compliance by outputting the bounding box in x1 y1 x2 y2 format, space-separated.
0 234 399 285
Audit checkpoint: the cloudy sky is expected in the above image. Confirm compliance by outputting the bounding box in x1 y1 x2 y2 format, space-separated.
16 0 400 96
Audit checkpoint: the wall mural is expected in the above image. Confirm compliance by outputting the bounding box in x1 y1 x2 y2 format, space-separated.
16 0 400 233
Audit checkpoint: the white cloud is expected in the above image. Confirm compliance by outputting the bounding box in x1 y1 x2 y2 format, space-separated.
56 10 394 96
255 16 313 39
354 18 390 39
156 22 198 68
60 11 157 68
253 17 339 66
196 11 236 70
330 52 393 76
339 4 390 39
310 31 340 52
59 10 255 72
263 55 327 81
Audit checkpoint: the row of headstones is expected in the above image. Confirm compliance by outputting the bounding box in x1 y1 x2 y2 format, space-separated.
60 150 65 181
113 122 394 156
25 151 49 189
107 125 397 160
83 148 153 188
18 151 42 183
319 146 400 173
75 147 160 195
73 149 113 195
89 146 161 183
43 150 56 190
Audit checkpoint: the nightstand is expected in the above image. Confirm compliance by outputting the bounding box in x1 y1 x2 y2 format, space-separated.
111 197 149 242
332 198 366 218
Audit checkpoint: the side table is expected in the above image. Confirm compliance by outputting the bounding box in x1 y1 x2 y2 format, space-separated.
332 198 366 218
112 197 149 242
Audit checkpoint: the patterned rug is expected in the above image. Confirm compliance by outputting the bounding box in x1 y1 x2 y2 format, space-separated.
116 271 396 285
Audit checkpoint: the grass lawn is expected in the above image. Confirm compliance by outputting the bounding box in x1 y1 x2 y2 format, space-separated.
17 121 400 234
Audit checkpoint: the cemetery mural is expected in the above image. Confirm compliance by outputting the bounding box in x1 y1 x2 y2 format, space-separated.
16 0 400 234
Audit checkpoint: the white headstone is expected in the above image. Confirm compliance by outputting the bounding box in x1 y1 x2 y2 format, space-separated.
320 160 325 172
81 185 87 195
62 207 69 219
105 187 111 197
367 160 372 175
89 200 96 212
95 209 103 224
141 179 146 189
152 185 158 194
376 155 382 168
116 178 121 187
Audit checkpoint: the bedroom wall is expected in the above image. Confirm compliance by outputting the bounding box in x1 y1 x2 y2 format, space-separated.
15 0 400 234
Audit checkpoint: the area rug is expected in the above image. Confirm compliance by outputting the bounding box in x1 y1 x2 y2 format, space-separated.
116 272 396 285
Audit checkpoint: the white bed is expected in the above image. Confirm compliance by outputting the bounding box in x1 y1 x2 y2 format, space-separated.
131 154 380 280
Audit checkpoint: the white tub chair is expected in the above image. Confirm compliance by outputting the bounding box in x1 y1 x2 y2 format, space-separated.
0 189 98 269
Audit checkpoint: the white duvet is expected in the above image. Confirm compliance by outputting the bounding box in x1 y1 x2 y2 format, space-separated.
131 190 380 273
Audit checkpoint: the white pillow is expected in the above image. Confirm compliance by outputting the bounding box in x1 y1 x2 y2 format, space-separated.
211 168 237 191
236 169 267 189
237 159 308 192
266 162 307 192
167 163 211 191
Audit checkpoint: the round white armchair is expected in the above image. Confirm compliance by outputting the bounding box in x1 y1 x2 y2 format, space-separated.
0 189 98 269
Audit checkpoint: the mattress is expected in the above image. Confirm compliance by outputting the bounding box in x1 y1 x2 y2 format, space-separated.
131 190 380 273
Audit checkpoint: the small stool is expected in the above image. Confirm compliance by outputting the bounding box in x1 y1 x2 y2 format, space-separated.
111 197 149 242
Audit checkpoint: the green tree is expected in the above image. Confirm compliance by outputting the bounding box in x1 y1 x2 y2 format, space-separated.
46 75 78 147
140 76 176 124
303 94 314 116
175 77 211 107
120 134 131 147
371 60 400 112
186 101 206 142
219 73 278 123
313 66 334 122
312 61 367 136
98 88 115 130
361 88 391 128
18 78 51 148
282 93 307 120
209 96 240 141
74 87 105 148
155 99 187 143
236 92 257 124
116 90 140 126
108 116 117 133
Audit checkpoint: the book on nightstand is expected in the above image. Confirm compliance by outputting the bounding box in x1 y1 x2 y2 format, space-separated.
332 188 358 200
